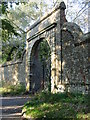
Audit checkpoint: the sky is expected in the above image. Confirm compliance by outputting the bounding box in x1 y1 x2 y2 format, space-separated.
7 0 89 33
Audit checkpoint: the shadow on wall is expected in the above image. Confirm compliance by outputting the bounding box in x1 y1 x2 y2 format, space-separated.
60 22 90 94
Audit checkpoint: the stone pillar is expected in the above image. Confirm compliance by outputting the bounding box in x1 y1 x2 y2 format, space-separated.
25 40 30 92
51 35 56 93
53 2 67 93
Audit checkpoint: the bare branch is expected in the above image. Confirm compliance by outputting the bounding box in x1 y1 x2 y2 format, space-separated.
73 6 90 21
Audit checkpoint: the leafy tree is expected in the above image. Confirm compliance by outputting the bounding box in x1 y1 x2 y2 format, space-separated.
0 2 21 62
1 0 89 63
1 1 48 63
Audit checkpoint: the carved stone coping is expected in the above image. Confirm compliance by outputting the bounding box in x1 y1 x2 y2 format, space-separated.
27 22 57 42
0 49 26 68
0 60 22 67
26 2 66 32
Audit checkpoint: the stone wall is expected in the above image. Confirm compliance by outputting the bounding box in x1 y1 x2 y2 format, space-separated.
61 22 90 94
0 51 26 86
26 1 89 93
0 1 89 94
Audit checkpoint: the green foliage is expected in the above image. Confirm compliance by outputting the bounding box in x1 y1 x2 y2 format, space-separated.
1 2 19 36
2 19 20 37
0 81 26 96
39 40 51 62
22 92 89 119
1 1 48 63
1 2 8 14
0 2 23 63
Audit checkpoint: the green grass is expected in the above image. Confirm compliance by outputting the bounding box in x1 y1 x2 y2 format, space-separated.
22 92 90 120
0 83 26 96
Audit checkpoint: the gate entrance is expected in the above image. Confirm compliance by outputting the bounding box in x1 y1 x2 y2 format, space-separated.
26 1 67 93
25 1 89 94
30 39 51 93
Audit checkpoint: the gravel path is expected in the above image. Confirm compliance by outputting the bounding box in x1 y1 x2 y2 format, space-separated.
0 96 31 120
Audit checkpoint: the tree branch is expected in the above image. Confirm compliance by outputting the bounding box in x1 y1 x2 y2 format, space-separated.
7 16 26 33
73 6 90 21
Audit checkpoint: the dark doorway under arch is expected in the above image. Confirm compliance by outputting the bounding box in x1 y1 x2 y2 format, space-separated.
30 39 51 93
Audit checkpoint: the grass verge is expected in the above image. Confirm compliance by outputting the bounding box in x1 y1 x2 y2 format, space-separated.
0 83 26 96
22 92 90 120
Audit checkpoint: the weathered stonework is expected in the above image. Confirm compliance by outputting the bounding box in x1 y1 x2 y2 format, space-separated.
26 2 89 93
0 51 26 86
26 2 67 93
61 23 89 94
0 1 89 94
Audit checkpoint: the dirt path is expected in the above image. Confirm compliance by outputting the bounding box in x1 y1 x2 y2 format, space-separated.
0 96 31 120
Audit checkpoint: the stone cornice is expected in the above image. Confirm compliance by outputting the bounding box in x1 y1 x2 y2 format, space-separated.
26 2 66 32
0 60 22 67
27 22 57 42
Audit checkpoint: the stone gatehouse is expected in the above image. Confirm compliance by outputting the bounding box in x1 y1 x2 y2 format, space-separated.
0 2 89 94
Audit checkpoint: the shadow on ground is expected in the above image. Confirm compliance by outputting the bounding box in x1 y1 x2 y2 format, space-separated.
0 96 32 120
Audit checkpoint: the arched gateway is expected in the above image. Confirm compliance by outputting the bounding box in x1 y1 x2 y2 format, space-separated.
26 2 67 93
0 1 89 94
25 1 89 93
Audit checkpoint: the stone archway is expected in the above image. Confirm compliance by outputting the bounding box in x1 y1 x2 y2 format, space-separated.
25 1 67 93
26 29 57 93
29 38 51 93
0 1 89 95
25 1 89 94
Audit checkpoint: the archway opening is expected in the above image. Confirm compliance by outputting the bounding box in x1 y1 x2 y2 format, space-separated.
30 39 51 93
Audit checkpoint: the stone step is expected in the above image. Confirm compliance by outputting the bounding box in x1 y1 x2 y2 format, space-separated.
0 117 21 120
0 113 22 119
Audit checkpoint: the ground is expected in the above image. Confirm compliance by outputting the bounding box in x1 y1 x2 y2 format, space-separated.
22 92 90 120
0 90 90 120
0 95 31 120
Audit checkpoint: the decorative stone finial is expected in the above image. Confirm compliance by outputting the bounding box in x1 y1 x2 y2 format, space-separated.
60 2 66 10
